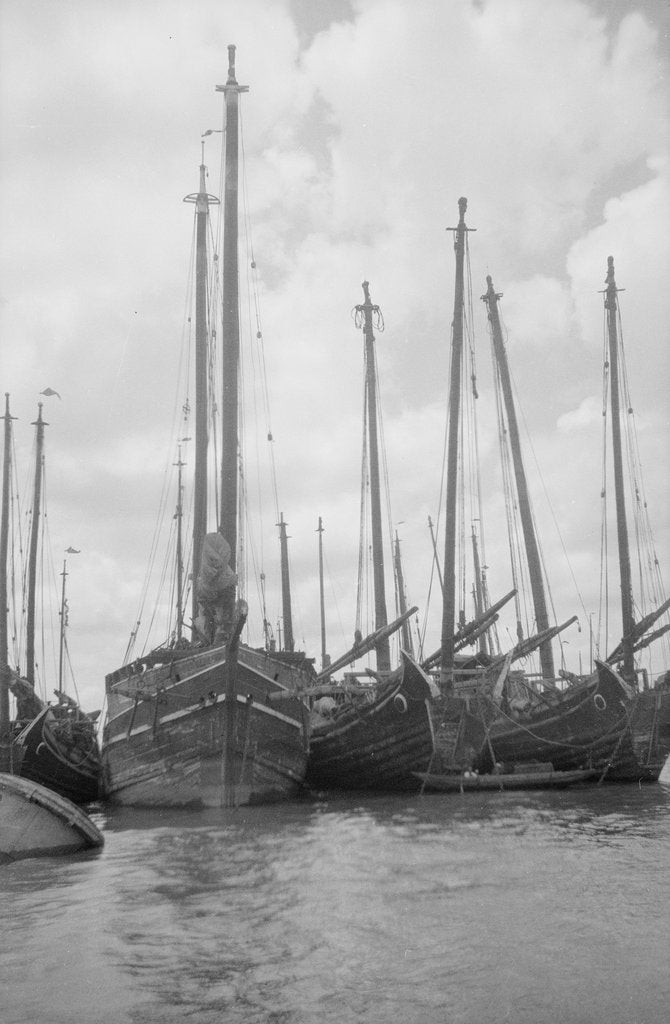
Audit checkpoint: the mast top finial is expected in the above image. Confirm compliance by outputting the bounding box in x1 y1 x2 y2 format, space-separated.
362 280 370 302
458 196 467 217
227 44 237 84
482 274 502 306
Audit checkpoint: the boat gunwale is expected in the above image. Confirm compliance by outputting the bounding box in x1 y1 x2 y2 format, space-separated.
103 688 307 746
0 772 104 850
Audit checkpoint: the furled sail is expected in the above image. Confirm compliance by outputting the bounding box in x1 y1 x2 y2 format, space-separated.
196 532 237 638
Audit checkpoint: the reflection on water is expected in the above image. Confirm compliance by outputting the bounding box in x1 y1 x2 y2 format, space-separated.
2 782 669 1024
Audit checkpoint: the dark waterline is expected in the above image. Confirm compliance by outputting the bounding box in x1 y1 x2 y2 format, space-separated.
2 780 670 1024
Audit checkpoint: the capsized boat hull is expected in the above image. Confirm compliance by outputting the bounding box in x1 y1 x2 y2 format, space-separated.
305 653 437 792
474 661 634 773
414 766 598 792
14 706 102 805
102 643 310 808
0 773 103 861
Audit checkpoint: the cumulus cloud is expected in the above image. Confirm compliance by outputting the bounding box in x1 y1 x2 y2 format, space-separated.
557 395 602 432
1 0 668 705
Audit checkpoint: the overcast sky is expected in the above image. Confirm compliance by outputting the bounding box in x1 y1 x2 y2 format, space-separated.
1 0 668 713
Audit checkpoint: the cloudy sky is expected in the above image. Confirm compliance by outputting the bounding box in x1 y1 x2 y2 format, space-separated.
1 0 668 714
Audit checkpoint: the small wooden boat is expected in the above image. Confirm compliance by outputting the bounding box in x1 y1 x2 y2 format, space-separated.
13 702 102 805
0 773 103 861
414 764 598 793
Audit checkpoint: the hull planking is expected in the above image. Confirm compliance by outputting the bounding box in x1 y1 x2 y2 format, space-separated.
14 707 102 805
474 662 636 774
102 643 310 808
306 656 436 792
0 773 103 860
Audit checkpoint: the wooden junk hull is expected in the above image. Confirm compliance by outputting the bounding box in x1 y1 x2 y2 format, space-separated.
305 654 436 792
414 767 598 793
605 685 670 782
0 773 104 861
14 706 102 805
474 661 634 774
102 644 310 808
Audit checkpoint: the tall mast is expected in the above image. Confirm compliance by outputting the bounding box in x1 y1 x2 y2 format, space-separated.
278 513 294 652
471 525 489 658
394 531 414 656
355 281 390 674
1 394 15 770
483 275 555 680
317 516 329 670
184 145 219 632
440 197 469 690
26 403 47 686
216 45 248 631
174 445 185 643
604 256 635 683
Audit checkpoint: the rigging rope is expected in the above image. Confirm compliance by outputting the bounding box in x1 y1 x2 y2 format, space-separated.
355 366 370 640
7 425 24 672
122 220 198 663
598 295 669 674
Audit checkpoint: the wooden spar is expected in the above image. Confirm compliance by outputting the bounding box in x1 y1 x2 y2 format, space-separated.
604 257 635 684
426 615 577 679
317 517 329 670
269 681 375 702
423 588 517 670
184 149 218 631
440 198 470 690
315 606 418 682
394 531 414 657
1 394 14 771
26 404 46 686
483 275 555 680
216 46 248 631
421 615 500 672
630 621 670 654
427 515 444 596
355 281 390 672
631 618 670 651
221 599 248 807
278 514 294 652
607 595 670 664
502 616 577 668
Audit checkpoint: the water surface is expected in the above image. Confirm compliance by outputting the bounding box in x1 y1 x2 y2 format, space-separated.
2 780 669 1024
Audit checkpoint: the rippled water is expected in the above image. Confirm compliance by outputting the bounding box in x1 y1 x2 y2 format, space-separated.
2 775 670 1024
